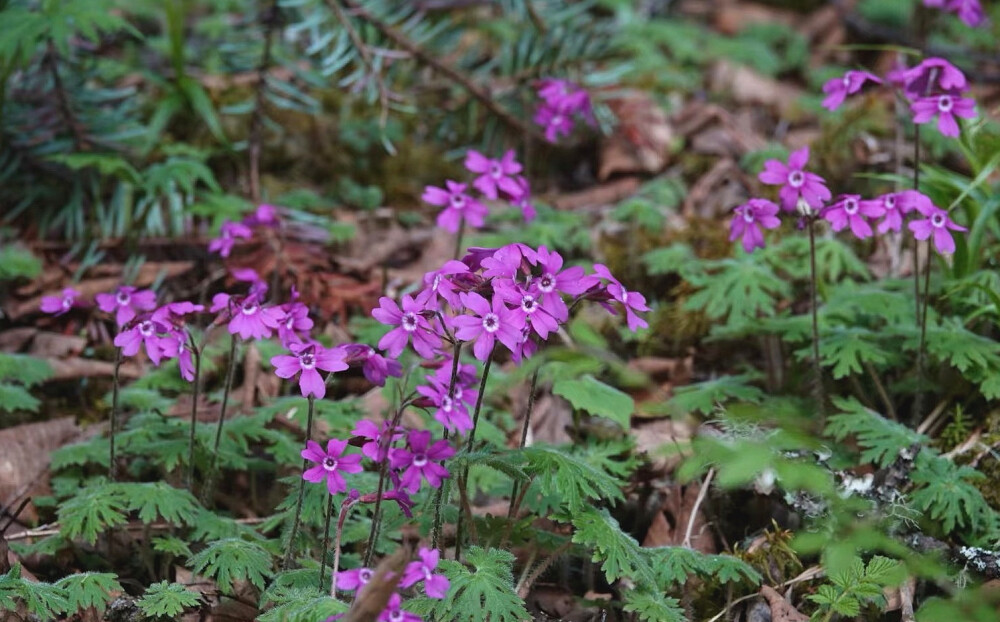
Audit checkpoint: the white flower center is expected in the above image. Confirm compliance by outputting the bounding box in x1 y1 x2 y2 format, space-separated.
742 208 755 223
521 295 537 314
322 457 338 471
885 195 896 210
621 291 629 304
286 316 295 330
938 95 954 113
490 163 502 178
537 273 555 293
441 395 454 413
552 114 564 126
116 291 130 306
842 75 852 87
931 213 946 228
139 321 154 337
788 170 805 188
401 312 418 332
432 274 443 291
413 453 428 467
450 194 466 209
843 198 859 215
359 569 373 584
242 302 258 316
300 353 316 369
482 313 500 333
62 296 73 309
389 611 403 622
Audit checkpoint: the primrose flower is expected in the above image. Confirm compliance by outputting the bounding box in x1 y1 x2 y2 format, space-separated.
423 180 488 234
901 58 968 98
496 282 559 339
114 318 173 365
152 301 204 325
535 104 575 143
908 204 967 254
729 198 781 253
401 547 450 599
336 567 374 592
422 260 471 309
96 286 157 327
40 288 82 316
302 439 363 495
822 70 882 111
452 292 525 360
593 264 650 331
226 293 282 340
911 93 976 138
465 150 523 200
758 146 832 212
950 0 986 27
511 176 538 222
481 243 537 281
271 342 347 399
352 419 403 463
416 375 474 435
532 245 598 322
377 594 420 622
208 221 252 258
860 191 919 234
243 203 280 228
341 344 403 387
389 430 455 493
823 194 883 240
275 301 313 346
372 293 440 359
538 79 591 114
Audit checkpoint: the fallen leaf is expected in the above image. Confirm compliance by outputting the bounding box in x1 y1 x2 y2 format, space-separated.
709 61 803 116
599 92 678 180
0 418 83 525
760 585 809 622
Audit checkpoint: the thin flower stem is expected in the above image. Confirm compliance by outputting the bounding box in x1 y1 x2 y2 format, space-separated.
319 493 335 591
186 338 202 491
331 498 360 598
807 219 826 417
283 394 316 570
432 342 463 552
202 334 240 506
453 219 466 260
507 367 540 519
913 123 923 329
865 361 897 421
454 347 494 562
109 346 122 482
363 396 409 568
917 241 933 371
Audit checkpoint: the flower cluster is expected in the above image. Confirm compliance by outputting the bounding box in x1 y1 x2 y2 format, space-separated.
923 0 986 27
533 78 593 143
334 547 448 621
823 57 976 138
208 204 280 258
733 149 967 255
423 150 535 232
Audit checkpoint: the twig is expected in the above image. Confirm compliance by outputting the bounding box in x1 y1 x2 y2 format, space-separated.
682 468 714 549
864 361 896 420
340 0 545 141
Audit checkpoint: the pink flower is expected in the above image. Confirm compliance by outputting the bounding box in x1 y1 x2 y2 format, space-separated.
495 282 559 340
422 260 471 309
40 288 81 316
510 176 537 222
908 204 967 254
96 286 157 327
950 0 986 27
275 301 313 346
376 594 420 622
372 293 440 359
758 146 832 212
226 294 282 340
336 567 374 592
822 70 882 111
729 198 781 253
860 191 922 234
532 246 598 322
243 204 280 228
400 547 450 599
416 374 474 435
465 150 523 200
593 264 650 331
271 342 347 399
114 318 173 365
341 344 403 387
901 58 968 99
424 180 489 234
208 221 252 258
452 292 525 361
911 93 976 138
352 419 403 463
301 439 363 495
823 194 883 240
535 104 575 143
389 430 454 493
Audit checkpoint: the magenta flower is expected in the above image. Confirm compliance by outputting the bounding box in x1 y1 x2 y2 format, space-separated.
162 331 197 382
225 294 282 340
389 430 454 493
822 194 883 240
422 260 471 309
950 0 986 26
534 104 575 143
271 342 347 399
401 547 450 599
511 176 537 222
275 301 313 346
593 264 650 331
372 293 440 359
911 93 976 138
496 283 559 339
114 318 172 365
758 146 832 212
40 288 81 316
377 594 420 622
341 344 403 387
538 79 591 114
729 198 781 253
352 419 403 463
452 292 525 360
243 203 280 228
336 567 374 592
532 246 598 322
96 286 157 327
302 439 363 495
901 58 968 99
908 204 967 254
465 150 523 200
822 70 882 111
423 180 489 234
416 376 473 435
481 243 537 281
208 221 252 258
152 301 204 324
860 191 922 234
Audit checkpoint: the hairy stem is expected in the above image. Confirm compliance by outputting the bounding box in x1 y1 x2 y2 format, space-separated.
110 346 122 482
453 219 467 261
363 397 408 567
454 349 494 561
186 339 202 491
202 335 239 506
319 493 335 590
507 367 540 519
808 219 826 417
432 343 463 552
283 394 316 570
330 498 358 598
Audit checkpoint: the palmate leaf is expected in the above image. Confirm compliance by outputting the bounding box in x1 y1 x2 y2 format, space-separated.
809 555 902 618
910 453 998 535
188 538 274 593
918 319 1000 378
825 397 925 467
647 545 762 588
136 581 202 618
665 373 765 416
55 573 122 615
0 382 40 412
114 482 199 526
57 483 128 545
552 374 634 428
0 564 69 621
621 589 685 622
682 255 790 327
0 352 52 387
801 326 893 379
572 507 654 585
520 445 624 514
409 547 530 622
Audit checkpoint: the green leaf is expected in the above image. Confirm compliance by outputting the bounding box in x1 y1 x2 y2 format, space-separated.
665 374 765 416
0 383 40 413
58 483 128 545
55 573 122 615
552 375 633 428
571 507 654 585
152 536 193 558
825 397 926 467
910 453 998 535
409 547 530 622
621 589 685 622
0 564 70 621
0 244 42 280
136 581 202 618
520 445 624 514
682 254 790 328
810 327 892 379
114 482 199 526
0 353 53 387
188 538 274 594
